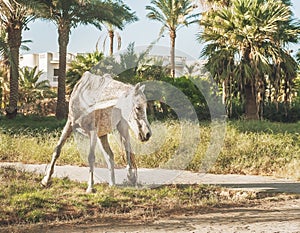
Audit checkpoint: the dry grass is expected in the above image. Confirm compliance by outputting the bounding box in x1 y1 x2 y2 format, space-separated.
0 167 262 227
0 116 299 179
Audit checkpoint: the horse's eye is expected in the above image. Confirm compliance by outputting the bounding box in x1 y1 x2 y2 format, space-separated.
136 106 141 111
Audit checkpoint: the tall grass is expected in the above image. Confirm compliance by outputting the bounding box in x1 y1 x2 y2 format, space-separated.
0 116 299 179
210 122 300 179
0 115 83 165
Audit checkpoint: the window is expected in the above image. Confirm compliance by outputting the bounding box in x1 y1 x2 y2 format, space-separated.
53 68 59 76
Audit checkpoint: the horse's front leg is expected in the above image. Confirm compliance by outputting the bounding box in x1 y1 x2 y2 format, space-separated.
117 121 137 186
123 134 137 186
86 130 97 193
41 119 72 187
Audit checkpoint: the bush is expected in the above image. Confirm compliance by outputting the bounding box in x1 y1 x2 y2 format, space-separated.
143 76 212 121
263 102 300 123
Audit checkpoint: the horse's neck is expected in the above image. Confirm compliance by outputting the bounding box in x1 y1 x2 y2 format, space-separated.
115 92 134 122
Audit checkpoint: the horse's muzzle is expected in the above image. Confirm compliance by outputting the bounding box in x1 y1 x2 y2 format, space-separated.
139 131 151 142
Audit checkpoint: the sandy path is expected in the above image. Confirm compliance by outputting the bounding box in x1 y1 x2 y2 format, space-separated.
1 162 299 194
4 198 299 233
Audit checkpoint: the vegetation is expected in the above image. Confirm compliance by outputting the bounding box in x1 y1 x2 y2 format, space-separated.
199 0 300 120
0 116 299 180
0 0 41 118
19 66 55 102
66 42 170 92
0 0 299 122
0 166 276 226
66 51 104 93
37 0 137 120
146 0 200 77
66 41 300 122
98 23 122 56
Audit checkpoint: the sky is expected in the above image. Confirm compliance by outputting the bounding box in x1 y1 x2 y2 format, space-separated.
22 0 300 60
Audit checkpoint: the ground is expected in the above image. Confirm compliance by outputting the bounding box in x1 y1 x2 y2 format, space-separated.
1 163 299 233
2 198 300 233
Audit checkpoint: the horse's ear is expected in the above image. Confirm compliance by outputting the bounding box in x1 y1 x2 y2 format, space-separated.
134 83 145 93
139 84 145 92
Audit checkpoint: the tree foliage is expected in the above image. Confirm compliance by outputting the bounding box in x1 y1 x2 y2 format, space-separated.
199 0 300 120
0 0 42 118
146 0 200 77
19 66 55 103
37 0 137 119
66 51 104 93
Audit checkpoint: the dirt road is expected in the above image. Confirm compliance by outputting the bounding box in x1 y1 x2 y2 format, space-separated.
4 198 299 233
1 162 300 194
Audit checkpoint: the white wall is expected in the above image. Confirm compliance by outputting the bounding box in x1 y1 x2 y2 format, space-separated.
19 52 76 88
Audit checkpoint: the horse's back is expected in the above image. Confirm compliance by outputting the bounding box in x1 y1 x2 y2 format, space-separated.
68 71 131 134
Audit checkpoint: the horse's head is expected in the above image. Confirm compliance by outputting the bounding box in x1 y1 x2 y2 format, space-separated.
128 83 152 142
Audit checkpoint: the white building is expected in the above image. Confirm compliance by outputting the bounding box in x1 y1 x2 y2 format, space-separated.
19 52 76 87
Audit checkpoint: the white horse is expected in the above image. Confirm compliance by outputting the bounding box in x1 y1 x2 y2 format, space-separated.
41 72 151 192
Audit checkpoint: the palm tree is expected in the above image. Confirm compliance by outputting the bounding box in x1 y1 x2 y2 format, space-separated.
97 23 122 56
0 30 8 111
19 66 55 105
0 28 33 112
199 0 300 119
0 29 10 111
146 0 200 78
66 51 104 93
39 0 137 119
0 0 40 118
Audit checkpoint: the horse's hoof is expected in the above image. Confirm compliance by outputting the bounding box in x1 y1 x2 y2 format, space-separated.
108 182 115 187
41 178 49 187
127 175 137 186
86 187 96 193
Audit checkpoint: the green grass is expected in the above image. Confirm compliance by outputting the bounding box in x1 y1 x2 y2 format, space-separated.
0 115 82 165
0 115 66 135
0 167 256 226
0 116 299 179
0 117 299 227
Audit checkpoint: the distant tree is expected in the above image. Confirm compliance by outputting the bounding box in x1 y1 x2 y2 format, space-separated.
38 0 137 119
19 66 55 105
199 0 300 119
146 0 200 77
184 62 200 77
97 23 122 56
297 50 300 64
0 0 41 118
66 51 104 93
138 58 169 81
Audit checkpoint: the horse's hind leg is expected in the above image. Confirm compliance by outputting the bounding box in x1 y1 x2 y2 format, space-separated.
41 119 72 187
86 130 97 193
99 135 115 186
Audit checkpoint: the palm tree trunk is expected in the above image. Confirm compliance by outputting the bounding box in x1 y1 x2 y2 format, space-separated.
56 23 70 120
109 30 114 56
242 46 259 120
6 25 22 119
170 29 176 78
244 82 259 120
